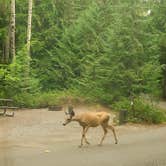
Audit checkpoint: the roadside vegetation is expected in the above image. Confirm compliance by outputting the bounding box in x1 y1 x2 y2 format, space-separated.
0 0 166 124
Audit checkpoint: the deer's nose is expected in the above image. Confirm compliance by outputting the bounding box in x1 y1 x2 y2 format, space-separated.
62 123 66 126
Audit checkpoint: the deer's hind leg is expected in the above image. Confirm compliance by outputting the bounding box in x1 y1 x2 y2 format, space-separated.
107 125 118 144
99 124 108 146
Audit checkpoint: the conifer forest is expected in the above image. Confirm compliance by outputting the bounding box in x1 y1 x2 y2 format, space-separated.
0 0 166 123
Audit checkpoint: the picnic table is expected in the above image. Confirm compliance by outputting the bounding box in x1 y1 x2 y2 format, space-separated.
0 98 18 117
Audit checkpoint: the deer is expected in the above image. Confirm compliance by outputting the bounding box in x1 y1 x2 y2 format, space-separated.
63 106 118 147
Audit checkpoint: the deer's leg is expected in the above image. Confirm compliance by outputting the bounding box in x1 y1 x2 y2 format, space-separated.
82 126 90 145
84 134 90 145
99 125 108 146
107 125 118 144
80 126 89 147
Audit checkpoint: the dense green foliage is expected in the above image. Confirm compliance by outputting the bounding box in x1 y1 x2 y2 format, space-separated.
113 97 166 124
0 0 166 123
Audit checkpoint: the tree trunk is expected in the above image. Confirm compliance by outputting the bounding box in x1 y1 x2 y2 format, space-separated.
23 0 33 92
163 71 166 99
5 28 10 63
159 35 166 99
27 0 33 56
10 0 15 59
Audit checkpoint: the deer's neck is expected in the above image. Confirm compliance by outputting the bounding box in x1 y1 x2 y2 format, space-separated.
71 115 86 127
71 115 81 122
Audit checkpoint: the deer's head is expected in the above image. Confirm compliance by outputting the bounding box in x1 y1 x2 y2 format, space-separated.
63 106 75 126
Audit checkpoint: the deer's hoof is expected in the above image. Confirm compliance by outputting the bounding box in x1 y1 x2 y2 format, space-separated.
86 142 90 145
98 144 102 146
78 145 83 148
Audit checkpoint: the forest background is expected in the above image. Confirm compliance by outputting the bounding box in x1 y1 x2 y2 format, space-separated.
0 0 166 123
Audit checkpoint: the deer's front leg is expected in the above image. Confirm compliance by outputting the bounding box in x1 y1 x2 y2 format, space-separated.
79 126 89 147
84 136 90 145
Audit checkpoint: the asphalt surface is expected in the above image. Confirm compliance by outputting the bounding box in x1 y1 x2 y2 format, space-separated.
0 108 166 166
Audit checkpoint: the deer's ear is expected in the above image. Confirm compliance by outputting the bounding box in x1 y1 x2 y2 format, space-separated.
71 110 75 117
68 106 75 116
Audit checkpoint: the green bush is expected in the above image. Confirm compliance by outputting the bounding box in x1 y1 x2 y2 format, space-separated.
113 98 166 124
13 91 65 108
13 89 94 108
13 93 37 108
112 98 131 111
133 99 166 124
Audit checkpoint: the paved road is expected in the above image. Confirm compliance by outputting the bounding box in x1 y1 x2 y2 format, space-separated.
0 109 166 166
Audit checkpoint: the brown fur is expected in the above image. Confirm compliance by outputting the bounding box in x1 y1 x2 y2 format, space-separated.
63 111 118 147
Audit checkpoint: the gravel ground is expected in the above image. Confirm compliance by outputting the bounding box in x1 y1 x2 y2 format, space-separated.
0 107 166 166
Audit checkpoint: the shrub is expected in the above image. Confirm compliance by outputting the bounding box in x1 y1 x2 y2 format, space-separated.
13 89 94 108
133 99 166 124
113 98 166 124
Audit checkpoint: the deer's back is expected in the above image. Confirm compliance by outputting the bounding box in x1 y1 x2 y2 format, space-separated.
77 112 110 127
